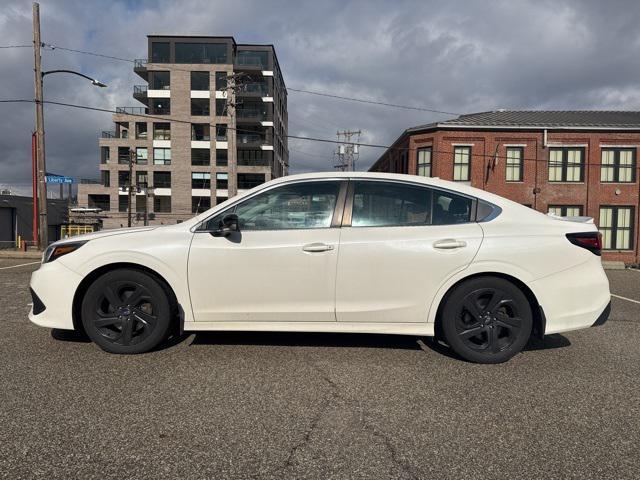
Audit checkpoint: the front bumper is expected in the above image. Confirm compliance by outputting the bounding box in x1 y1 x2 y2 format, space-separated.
591 301 611 327
28 260 83 330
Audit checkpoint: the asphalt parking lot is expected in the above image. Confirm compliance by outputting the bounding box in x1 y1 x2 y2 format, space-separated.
0 259 638 479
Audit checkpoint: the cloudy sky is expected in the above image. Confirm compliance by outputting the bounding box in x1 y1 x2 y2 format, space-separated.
2 0 640 191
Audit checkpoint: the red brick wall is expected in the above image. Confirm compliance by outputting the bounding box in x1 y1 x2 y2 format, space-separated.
373 128 640 264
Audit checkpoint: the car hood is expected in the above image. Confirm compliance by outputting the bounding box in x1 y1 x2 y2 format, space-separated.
53 226 158 245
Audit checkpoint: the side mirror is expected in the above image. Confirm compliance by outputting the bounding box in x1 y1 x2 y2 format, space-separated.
211 213 239 237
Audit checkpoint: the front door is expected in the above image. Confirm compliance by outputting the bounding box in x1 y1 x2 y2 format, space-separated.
188 180 346 322
335 180 483 323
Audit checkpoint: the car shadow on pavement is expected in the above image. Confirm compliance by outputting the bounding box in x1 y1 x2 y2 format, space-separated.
190 331 422 350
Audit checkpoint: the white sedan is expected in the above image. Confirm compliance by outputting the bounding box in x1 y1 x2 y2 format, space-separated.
29 172 611 363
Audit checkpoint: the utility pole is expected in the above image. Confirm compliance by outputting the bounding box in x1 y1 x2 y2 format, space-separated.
334 130 361 171
127 149 136 227
33 2 48 249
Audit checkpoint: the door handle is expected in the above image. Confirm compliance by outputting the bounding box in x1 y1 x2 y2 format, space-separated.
433 239 467 249
302 242 334 252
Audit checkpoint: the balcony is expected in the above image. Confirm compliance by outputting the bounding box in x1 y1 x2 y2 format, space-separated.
236 106 270 123
101 130 117 139
238 82 270 97
134 58 147 79
116 106 149 116
133 85 148 104
235 51 269 70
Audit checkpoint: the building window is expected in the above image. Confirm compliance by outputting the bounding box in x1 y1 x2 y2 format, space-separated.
136 171 148 188
216 149 228 166
505 147 524 182
118 171 130 188
599 206 633 250
192 196 211 214
153 196 171 213
136 195 147 213
417 147 432 177
151 42 170 63
237 173 265 190
191 98 210 116
135 147 148 165
118 195 129 213
216 173 228 190
601 148 636 183
153 148 171 165
191 124 210 141
135 122 147 139
238 149 269 166
153 122 170 140
150 71 170 90
215 72 227 91
215 99 228 116
175 42 227 64
100 146 110 164
117 147 131 164
150 99 170 115
191 149 210 166
192 172 211 189
216 124 227 141
88 194 110 211
453 146 471 181
191 71 209 91
101 170 110 187
549 147 584 182
236 50 268 68
548 205 583 217
153 171 171 188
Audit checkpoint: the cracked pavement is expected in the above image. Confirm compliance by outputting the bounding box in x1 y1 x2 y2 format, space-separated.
0 260 639 479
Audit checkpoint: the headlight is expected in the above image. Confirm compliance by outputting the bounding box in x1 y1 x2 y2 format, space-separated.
42 241 88 263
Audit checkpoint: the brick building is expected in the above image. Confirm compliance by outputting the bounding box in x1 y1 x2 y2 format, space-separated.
79 35 288 229
369 111 640 264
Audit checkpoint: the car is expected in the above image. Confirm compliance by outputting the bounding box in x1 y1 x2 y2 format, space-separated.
29 172 611 363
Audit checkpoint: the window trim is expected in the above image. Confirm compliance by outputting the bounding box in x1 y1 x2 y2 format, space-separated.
600 147 636 183
453 146 471 182
548 147 585 183
599 205 634 251
416 147 432 177
547 205 584 217
505 146 524 182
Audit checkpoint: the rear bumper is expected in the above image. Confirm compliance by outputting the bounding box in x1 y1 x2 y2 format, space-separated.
529 258 611 335
591 301 611 327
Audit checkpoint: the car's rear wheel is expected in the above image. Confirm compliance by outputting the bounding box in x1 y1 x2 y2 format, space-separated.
81 269 172 354
440 277 532 363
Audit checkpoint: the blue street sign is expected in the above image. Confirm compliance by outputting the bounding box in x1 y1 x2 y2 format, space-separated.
45 175 74 184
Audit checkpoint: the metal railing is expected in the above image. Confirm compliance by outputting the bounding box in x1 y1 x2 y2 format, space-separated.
240 83 269 95
134 59 147 68
101 130 117 138
116 106 149 115
133 85 148 95
236 108 268 119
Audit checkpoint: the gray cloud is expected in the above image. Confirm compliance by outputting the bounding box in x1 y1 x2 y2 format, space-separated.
1 0 640 186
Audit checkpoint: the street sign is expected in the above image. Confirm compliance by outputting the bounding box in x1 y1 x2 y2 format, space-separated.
45 175 74 184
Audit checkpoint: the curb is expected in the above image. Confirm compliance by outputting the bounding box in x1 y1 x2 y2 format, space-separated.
0 251 42 260
602 261 626 270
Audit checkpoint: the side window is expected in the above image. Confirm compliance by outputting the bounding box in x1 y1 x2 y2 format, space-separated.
202 181 341 231
350 181 473 227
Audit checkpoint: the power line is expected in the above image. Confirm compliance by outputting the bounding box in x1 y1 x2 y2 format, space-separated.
3 98 628 169
0 44 32 49
40 43 460 116
287 88 460 116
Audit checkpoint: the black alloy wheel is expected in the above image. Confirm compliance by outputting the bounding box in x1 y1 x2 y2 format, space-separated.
81 269 172 354
441 277 532 363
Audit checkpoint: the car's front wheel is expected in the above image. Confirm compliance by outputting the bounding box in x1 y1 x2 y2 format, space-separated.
440 276 533 363
81 268 172 354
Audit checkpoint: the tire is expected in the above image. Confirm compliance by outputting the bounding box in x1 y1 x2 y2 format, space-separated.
81 268 172 354
440 276 533 364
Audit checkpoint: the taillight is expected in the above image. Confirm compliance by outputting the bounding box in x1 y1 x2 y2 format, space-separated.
566 232 602 256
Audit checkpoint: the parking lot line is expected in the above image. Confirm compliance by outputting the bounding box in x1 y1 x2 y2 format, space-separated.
611 293 640 305
0 261 40 270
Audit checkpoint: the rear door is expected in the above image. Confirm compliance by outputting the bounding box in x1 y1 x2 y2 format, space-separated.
335 179 483 323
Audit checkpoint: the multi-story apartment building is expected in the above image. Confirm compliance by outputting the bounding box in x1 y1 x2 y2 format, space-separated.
79 35 288 229
370 111 640 264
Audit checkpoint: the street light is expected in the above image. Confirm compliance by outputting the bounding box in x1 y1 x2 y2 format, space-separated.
32 6 107 250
